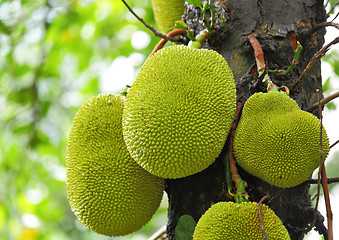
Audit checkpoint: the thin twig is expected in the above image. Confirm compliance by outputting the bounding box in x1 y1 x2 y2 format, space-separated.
321 163 333 240
330 139 339 149
146 29 187 61
305 177 339 184
330 11 339 22
121 0 180 42
292 36 339 88
316 89 333 240
307 91 339 112
258 195 269 240
317 89 323 168
302 22 339 37
317 90 333 240
312 90 323 233
328 1 339 15
147 225 166 240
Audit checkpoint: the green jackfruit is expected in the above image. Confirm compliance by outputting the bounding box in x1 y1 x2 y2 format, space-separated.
193 201 290 240
122 45 236 179
152 0 185 33
233 92 330 188
66 94 165 236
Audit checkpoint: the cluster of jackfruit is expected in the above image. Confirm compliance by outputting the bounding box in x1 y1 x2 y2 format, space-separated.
152 0 185 33
233 92 330 188
193 201 290 240
66 44 237 236
123 45 237 179
66 94 165 236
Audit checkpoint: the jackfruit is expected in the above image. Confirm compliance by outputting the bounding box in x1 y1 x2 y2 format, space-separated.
193 201 290 240
233 92 330 188
123 45 237 179
152 0 185 33
66 94 165 236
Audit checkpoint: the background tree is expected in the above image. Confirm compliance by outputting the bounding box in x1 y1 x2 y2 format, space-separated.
0 0 338 240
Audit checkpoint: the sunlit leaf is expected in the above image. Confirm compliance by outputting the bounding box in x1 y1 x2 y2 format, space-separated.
185 0 202 8
325 101 336 110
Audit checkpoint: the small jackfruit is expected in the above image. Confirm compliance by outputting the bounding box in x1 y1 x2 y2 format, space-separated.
66 94 165 236
152 0 185 33
193 201 290 240
233 92 330 188
123 45 237 179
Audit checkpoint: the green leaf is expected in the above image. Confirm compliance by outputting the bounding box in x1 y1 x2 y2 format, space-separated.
175 215 196 240
322 77 331 93
325 101 336 110
185 0 202 8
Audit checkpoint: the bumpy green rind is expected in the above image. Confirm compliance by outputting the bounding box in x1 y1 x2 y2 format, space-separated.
123 45 237 179
193 201 290 240
233 92 330 188
152 0 185 34
66 94 165 236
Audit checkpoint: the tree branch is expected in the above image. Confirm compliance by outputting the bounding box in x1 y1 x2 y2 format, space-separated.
121 0 181 42
292 36 339 88
328 1 339 15
307 91 339 112
301 22 339 37
316 89 333 240
321 163 333 240
330 140 339 149
305 177 339 184
146 29 187 60
148 225 166 240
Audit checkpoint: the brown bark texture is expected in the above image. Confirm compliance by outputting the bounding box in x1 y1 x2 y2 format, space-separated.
165 0 328 239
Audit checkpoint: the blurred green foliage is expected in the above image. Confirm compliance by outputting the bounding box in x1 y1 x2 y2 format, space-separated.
0 0 167 239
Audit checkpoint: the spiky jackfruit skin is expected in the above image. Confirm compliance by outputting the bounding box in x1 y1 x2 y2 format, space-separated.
193 201 290 240
152 0 185 33
66 94 165 236
233 92 330 188
122 45 237 179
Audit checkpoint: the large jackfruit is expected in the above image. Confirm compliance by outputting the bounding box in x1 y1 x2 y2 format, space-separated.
233 92 330 188
193 201 290 240
152 0 185 34
123 45 237 179
66 94 165 236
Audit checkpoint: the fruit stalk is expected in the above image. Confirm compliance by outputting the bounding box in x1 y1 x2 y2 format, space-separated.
258 195 269 240
147 28 187 60
246 33 266 76
228 102 248 203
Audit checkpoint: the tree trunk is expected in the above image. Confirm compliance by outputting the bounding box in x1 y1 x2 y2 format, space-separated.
165 0 327 239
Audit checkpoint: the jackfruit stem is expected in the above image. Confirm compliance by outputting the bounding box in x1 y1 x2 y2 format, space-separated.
228 102 249 203
269 41 303 76
223 154 235 197
209 0 216 29
188 29 214 49
175 21 196 41
147 29 187 60
246 33 266 76
258 195 269 240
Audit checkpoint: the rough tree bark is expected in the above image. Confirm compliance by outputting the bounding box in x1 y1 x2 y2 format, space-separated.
165 0 328 239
